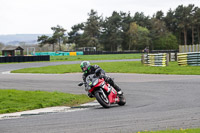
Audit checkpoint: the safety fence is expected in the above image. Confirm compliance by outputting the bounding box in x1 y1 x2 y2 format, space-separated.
33 50 179 56
141 53 169 67
177 52 200 66
34 51 83 56
0 55 50 63
179 44 200 53
83 50 178 55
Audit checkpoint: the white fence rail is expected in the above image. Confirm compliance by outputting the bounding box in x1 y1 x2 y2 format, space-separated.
179 44 200 53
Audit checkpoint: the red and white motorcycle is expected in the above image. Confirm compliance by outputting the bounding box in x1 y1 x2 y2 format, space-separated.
78 73 126 108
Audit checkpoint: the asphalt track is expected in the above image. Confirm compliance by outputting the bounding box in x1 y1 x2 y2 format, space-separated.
0 60 200 133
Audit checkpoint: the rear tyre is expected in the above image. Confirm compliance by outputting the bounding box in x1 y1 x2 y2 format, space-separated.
118 95 126 106
95 90 110 108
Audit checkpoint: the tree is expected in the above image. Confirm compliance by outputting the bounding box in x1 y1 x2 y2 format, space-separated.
174 4 196 45
51 25 67 51
126 22 138 50
67 23 84 48
126 22 150 50
120 12 134 50
149 18 168 50
101 11 123 51
37 35 56 52
133 12 151 28
164 9 177 35
38 25 67 51
153 33 178 50
185 4 197 45
137 26 151 50
81 9 102 50
193 7 200 44
154 10 164 20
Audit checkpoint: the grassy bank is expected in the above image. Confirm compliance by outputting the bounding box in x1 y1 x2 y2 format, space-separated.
50 54 141 61
0 89 93 114
139 128 200 133
12 61 200 75
0 54 141 64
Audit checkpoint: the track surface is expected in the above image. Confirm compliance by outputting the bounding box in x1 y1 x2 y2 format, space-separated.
0 60 200 133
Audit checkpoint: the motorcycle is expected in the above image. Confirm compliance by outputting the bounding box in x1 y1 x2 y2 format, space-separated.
78 70 126 108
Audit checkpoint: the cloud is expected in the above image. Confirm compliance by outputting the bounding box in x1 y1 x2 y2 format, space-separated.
0 0 199 34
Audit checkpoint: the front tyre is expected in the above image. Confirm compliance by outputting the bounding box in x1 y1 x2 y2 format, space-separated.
118 95 126 106
95 90 110 108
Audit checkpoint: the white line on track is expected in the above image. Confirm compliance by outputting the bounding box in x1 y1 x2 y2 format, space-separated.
0 100 99 120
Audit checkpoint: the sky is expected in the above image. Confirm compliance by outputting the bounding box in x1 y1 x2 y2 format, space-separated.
0 0 200 35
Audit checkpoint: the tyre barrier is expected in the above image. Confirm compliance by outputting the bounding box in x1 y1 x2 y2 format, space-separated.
141 53 168 67
0 55 50 63
178 52 200 66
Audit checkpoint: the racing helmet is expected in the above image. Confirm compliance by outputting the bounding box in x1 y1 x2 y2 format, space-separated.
80 61 91 73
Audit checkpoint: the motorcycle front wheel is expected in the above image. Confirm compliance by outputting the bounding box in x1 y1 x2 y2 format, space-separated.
95 90 110 108
118 95 126 106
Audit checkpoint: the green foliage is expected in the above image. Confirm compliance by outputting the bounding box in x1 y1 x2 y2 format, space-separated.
68 10 103 50
38 25 67 51
67 23 84 48
39 4 200 51
101 11 123 51
126 22 150 50
153 33 178 50
132 12 151 28
127 22 138 50
51 25 67 51
137 26 150 50
50 54 141 62
83 9 102 49
0 89 93 114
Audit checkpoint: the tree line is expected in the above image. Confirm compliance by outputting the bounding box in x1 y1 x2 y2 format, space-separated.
38 4 200 51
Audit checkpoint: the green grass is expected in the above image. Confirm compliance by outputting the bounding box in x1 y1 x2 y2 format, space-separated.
12 61 200 75
0 54 141 64
139 128 200 133
0 89 93 114
50 54 141 61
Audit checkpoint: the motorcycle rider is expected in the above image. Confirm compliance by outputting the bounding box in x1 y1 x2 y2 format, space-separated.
80 61 123 97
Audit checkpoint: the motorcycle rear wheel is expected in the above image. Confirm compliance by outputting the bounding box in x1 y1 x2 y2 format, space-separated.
95 90 110 108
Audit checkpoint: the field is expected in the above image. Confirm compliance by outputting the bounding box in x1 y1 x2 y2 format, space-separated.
50 54 141 61
139 128 200 133
12 61 200 75
0 89 93 114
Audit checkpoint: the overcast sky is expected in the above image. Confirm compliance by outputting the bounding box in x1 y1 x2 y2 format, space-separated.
0 0 199 35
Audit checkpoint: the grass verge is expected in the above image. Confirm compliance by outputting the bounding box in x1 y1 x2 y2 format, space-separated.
0 54 141 64
139 128 200 133
12 61 200 75
0 89 93 114
50 54 141 61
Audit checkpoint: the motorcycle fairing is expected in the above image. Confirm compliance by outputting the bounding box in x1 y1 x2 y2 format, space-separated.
108 88 119 104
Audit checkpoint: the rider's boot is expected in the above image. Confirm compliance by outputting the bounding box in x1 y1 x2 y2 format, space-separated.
113 84 123 96
105 76 123 96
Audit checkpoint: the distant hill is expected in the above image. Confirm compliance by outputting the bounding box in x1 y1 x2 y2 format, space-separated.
0 34 51 45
